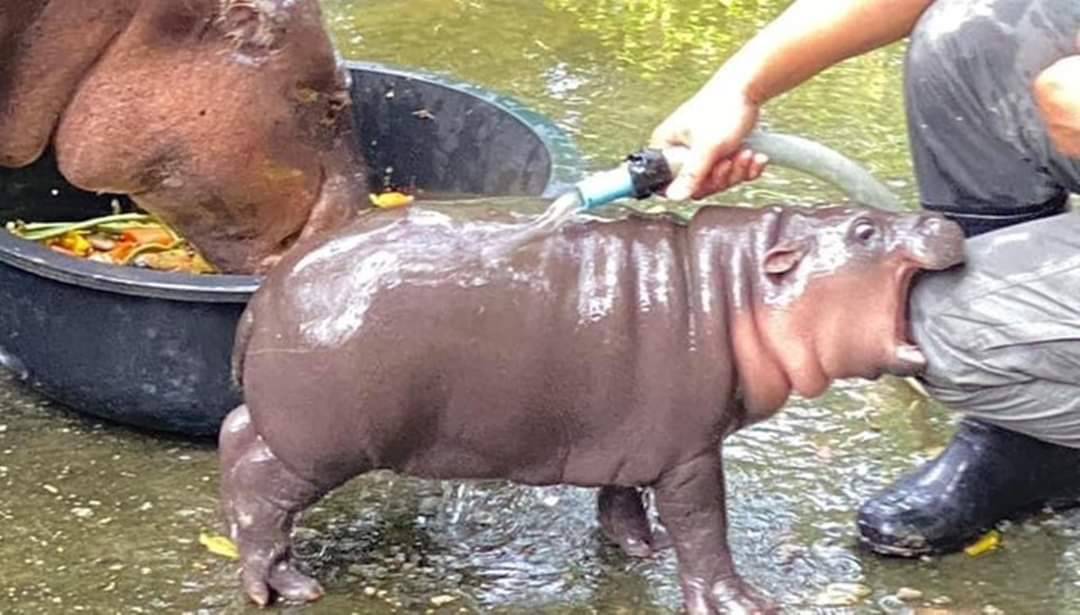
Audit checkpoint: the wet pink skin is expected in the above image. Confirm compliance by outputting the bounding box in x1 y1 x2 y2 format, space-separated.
0 0 367 273
219 202 964 613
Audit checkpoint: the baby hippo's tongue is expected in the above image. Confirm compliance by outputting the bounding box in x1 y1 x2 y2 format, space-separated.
894 344 928 375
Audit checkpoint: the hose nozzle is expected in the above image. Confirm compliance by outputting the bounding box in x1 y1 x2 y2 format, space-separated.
575 147 687 210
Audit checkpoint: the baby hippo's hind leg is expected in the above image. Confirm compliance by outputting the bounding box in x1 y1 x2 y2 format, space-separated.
219 404 257 474
597 486 669 558
219 405 336 606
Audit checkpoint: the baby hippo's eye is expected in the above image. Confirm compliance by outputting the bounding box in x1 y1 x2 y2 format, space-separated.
852 219 878 243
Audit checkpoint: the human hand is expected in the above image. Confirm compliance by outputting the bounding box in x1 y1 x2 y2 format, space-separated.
1034 43 1080 159
650 89 769 201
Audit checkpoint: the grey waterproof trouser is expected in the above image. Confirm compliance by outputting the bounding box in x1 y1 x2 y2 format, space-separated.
906 0 1080 447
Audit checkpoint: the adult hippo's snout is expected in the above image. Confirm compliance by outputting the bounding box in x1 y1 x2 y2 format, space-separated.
0 0 368 273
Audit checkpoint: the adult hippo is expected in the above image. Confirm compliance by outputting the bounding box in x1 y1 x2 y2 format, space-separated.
219 203 965 613
0 0 366 273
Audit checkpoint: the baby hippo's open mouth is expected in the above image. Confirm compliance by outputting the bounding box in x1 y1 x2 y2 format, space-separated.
891 266 929 376
889 220 966 376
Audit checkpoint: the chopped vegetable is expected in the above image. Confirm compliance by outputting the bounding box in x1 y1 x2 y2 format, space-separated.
369 191 415 208
121 226 175 247
55 232 93 257
198 532 240 560
5 213 217 275
134 249 216 274
964 529 1001 557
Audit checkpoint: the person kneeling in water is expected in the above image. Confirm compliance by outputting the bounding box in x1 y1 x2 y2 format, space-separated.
651 0 1080 556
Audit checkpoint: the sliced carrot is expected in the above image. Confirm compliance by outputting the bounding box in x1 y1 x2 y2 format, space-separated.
109 239 139 263
121 227 174 246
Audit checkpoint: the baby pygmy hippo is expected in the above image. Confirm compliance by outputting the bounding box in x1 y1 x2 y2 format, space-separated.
219 203 964 613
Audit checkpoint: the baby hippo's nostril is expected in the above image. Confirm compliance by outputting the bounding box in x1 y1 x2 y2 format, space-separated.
916 215 945 235
908 213 966 270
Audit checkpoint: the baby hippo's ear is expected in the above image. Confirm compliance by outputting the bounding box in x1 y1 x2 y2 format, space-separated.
764 239 809 275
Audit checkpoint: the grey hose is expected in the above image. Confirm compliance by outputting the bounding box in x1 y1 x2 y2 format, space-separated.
745 130 904 211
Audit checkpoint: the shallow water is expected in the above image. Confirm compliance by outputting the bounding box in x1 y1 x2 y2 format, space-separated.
2 1 1078 614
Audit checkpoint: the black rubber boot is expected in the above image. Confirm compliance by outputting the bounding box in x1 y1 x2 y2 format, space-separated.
857 419 1080 557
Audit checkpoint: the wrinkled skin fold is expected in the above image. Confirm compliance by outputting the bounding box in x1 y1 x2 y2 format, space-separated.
0 0 367 273
220 203 964 612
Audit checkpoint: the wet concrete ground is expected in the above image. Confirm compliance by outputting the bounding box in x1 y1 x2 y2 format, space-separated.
6 368 1080 614
5 1 1080 613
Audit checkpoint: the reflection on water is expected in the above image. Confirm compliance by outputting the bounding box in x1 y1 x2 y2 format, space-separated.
1 1 1077 613
325 0 916 208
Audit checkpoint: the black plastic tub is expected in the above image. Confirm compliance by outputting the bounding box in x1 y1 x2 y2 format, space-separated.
0 61 584 436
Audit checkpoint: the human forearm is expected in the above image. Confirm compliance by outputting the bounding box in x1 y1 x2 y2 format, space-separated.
651 0 935 200
709 0 935 105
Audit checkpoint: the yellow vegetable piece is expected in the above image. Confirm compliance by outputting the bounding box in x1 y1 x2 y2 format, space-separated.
369 191 415 209
57 232 93 257
964 529 1001 557
190 253 217 275
198 532 239 560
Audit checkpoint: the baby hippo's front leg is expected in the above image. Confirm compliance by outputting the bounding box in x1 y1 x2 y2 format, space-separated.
653 453 776 615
